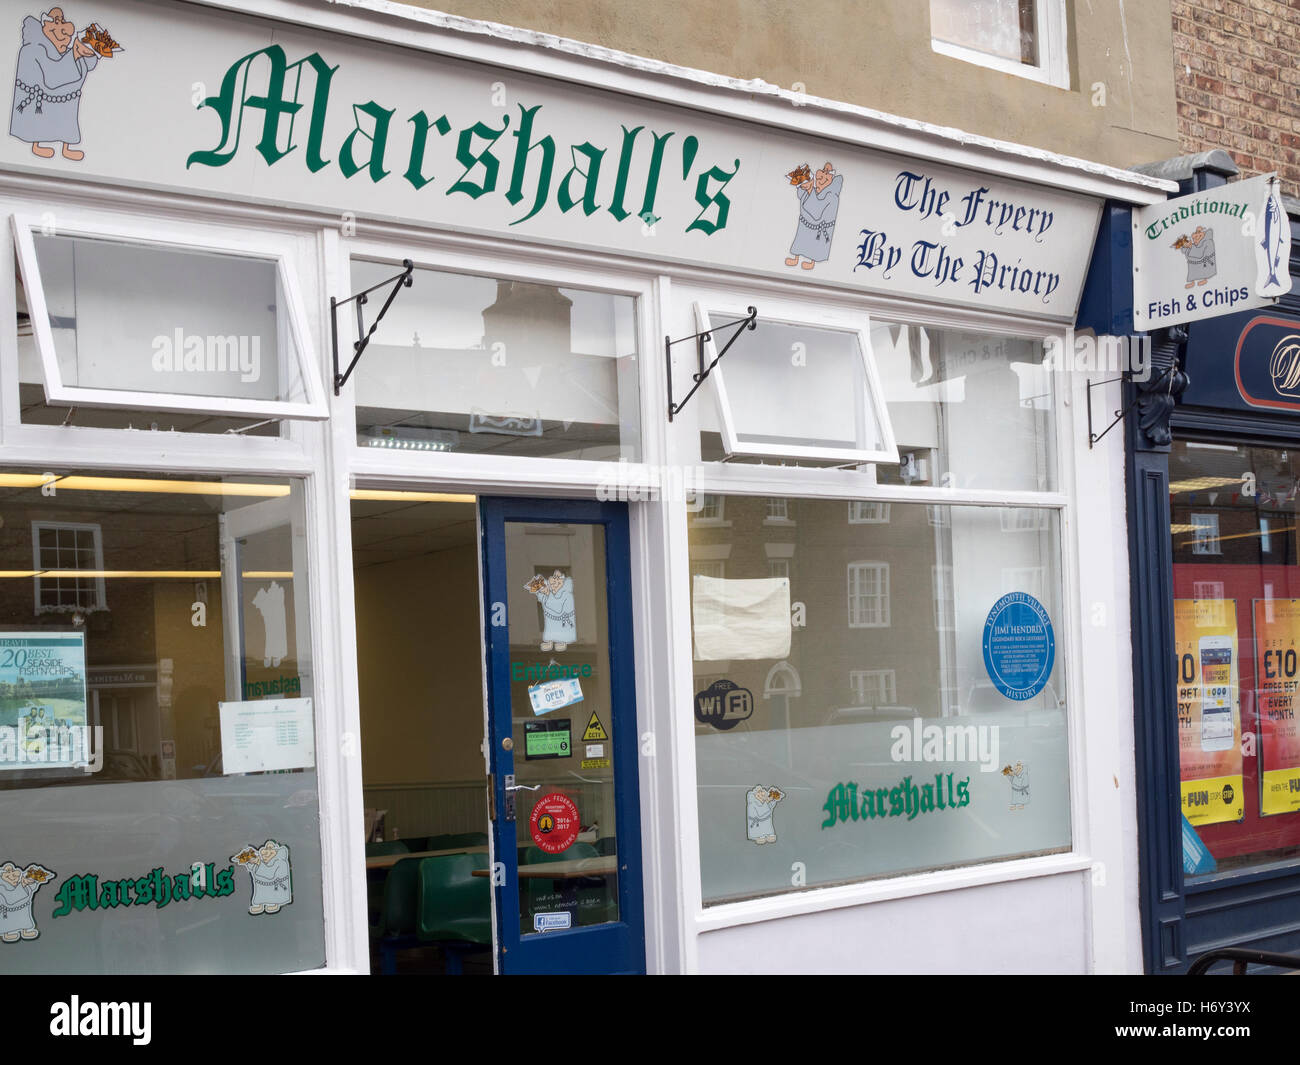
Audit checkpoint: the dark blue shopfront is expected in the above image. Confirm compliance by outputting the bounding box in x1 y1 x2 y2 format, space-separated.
1079 152 1300 974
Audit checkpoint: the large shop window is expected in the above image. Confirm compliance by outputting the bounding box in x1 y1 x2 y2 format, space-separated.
0 469 324 973
698 320 1054 491
690 496 1069 905
1170 440 1300 877
351 261 640 461
12 217 326 431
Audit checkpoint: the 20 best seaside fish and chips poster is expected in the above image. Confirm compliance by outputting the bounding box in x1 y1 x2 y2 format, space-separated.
1174 599 1244 826
0 632 88 770
1253 598 1300 816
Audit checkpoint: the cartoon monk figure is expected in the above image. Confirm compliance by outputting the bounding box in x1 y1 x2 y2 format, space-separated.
233 840 293 915
0 861 54 941
10 9 115 161
1172 225 1216 290
527 570 576 652
785 161 843 271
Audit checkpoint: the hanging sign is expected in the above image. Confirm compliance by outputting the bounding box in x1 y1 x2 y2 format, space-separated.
981 594 1055 701
528 793 581 854
1173 599 1244 825
1133 173 1291 330
1253 598 1300 816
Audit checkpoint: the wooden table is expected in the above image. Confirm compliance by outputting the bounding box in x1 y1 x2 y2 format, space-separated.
471 856 617 879
365 845 489 870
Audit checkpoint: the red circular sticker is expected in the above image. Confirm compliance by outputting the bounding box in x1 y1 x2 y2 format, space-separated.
529 792 581 854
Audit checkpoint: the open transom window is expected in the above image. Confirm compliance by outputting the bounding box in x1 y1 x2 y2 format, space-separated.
12 215 326 421
695 303 898 465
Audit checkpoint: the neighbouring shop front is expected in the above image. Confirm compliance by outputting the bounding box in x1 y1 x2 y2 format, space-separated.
1121 152 1300 973
0 0 1173 973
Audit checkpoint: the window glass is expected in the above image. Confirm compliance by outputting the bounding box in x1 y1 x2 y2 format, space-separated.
690 495 1068 904
352 261 641 461
698 311 895 464
931 0 1037 64
15 229 318 423
873 323 1055 492
1170 440 1300 876
0 469 323 973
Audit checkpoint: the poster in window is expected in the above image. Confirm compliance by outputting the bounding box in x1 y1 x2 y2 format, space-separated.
1253 599 1300 816
1173 599 1244 825
0 632 89 770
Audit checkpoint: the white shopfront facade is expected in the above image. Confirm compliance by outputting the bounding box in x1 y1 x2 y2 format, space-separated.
0 0 1175 973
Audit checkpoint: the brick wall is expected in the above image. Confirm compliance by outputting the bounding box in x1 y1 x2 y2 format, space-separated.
1172 0 1300 195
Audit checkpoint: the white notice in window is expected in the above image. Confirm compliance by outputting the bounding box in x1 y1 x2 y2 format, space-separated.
692 576 792 661
218 698 315 774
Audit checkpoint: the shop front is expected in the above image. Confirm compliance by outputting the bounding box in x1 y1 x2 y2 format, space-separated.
1123 153 1300 973
0 0 1173 973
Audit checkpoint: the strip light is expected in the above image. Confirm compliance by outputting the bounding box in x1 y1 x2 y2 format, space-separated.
0 474 289 497
349 489 476 503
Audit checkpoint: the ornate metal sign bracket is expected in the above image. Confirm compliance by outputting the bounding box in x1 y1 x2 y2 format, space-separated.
331 259 415 396
666 306 758 421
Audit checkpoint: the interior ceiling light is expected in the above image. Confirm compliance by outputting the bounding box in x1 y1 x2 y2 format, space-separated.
349 489 476 503
0 473 289 497
1167 476 1248 495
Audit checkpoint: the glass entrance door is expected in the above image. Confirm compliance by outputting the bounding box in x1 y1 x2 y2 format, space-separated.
480 498 645 974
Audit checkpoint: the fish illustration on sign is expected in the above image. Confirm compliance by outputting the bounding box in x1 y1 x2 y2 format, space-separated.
1256 179 1292 299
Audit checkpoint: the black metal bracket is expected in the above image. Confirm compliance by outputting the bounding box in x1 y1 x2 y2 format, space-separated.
1087 366 1174 449
666 307 758 421
331 259 414 395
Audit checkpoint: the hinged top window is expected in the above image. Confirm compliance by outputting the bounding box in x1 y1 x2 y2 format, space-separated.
696 303 898 465
12 216 326 421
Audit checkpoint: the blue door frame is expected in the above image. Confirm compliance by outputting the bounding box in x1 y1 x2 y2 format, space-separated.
479 497 646 975
1079 157 1300 973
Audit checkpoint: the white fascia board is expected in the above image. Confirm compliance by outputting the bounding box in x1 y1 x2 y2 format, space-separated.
180 0 1178 206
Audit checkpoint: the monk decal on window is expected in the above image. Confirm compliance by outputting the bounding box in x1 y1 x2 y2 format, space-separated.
526 570 576 652
0 861 55 941
745 785 783 844
10 9 121 162
784 160 843 271
231 840 293 916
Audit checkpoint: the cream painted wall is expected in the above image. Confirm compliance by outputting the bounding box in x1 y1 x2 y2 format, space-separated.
400 0 1180 169
353 544 486 785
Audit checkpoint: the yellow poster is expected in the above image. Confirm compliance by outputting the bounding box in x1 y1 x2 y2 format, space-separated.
1254 599 1300 816
1173 599 1244 825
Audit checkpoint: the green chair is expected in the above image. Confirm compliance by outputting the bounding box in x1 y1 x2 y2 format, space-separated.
416 853 492 974
593 836 617 857
377 857 422 974
365 840 410 942
426 832 489 851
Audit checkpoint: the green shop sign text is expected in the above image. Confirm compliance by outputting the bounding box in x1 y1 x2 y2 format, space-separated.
188 47 740 234
51 864 236 918
822 773 970 827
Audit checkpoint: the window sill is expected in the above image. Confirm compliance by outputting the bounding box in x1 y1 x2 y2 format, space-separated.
929 38 1067 90
694 850 1091 933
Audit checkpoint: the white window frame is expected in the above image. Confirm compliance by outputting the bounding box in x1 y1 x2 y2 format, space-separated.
693 302 899 465
930 0 1070 90
847 561 891 628
31 520 106 614
849 500 891 524
1191 512 1222 556
763 497 793 524
849 668 896 707
11 213 328 421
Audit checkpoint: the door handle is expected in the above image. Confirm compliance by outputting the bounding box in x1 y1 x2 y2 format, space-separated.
505 783 541 793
